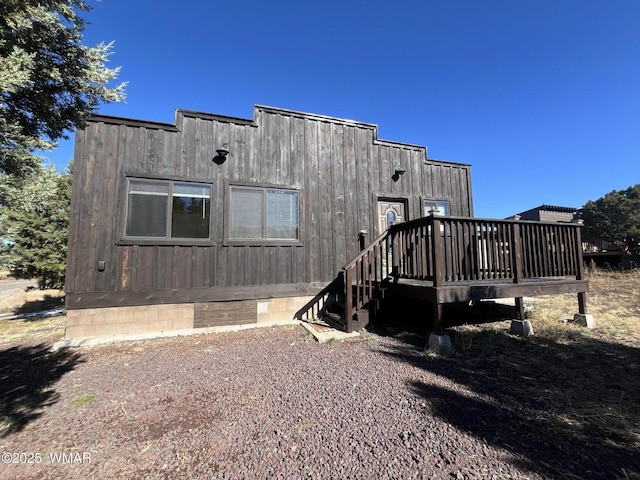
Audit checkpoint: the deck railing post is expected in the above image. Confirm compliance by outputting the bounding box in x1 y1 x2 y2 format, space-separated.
574 224 586 281
391 229 400 277
512 221 523 284
344 267 354 331
432 217 445 287
574 223 588 314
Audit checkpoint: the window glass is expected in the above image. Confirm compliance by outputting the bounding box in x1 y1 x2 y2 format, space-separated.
126 180 169 237
230 185 299 241
230 187 264 239
423 200 451 217
386 210 396 226
125 179 211 240
171 183 211 238
266 189 299 239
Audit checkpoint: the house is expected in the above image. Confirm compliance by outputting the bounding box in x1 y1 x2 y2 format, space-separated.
510 205 629 268
509 204 578 223
65 105 589 341
64 105 474 338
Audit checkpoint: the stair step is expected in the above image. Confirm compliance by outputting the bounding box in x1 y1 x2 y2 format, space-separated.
347 308 369 332
330 301 345 312
369 298 380 315
321 310 346 329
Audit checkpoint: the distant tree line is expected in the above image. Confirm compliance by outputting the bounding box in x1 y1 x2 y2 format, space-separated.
580 184 640 259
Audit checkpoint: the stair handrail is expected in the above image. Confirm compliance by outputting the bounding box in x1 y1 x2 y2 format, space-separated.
343 230 391 270
342 229 394 332
293 272 344 323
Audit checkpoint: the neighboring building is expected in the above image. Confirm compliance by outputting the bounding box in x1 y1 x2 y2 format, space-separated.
64 105 474 339
510 205 578 223
509 205 631 268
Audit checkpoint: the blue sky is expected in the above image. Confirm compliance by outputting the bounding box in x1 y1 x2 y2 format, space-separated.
47 0 640 219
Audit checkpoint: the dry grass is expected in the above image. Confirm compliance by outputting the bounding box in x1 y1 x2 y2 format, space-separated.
0 288 65 314
0 287 66 345
0 315 66 346
69 393 95 409
445 267 640 478
529 267 640 346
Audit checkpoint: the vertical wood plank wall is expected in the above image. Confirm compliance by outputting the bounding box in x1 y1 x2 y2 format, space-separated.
66 106 473 301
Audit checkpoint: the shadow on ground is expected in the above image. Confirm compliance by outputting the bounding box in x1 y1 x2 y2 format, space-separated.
372 318 640 479
370 299 518 336
0 344 83 437
12 294 65 317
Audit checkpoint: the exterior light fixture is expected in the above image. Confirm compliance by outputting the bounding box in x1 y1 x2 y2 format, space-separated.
213 144 230 165
392 165 406 182
216 147 230 158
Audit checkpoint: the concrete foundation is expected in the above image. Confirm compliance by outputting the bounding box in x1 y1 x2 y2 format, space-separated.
65 304 194 339
573 313 596 329
510 319 534 337
427 333 453 353
64 295 315 341
257 296 314 323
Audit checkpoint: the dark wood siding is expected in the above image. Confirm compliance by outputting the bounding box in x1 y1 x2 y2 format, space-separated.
66 106 473 307
194 300 257 328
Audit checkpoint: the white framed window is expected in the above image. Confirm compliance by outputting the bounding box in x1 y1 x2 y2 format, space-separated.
125 178 211 239
423 199 451 217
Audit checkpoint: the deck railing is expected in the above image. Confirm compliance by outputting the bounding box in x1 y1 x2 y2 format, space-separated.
338 215 585 332
388 216 585 284
295 216 586 333
582 239 625 253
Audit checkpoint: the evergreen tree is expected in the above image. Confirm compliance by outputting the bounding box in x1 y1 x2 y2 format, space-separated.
580 184 640 257
0 0 125 180
0 163 72 288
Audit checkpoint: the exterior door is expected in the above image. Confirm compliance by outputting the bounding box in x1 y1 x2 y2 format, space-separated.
377 199 406 274
377 199 406 234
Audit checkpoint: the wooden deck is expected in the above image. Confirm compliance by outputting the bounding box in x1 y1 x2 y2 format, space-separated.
297 215 589 333
390 277 589 304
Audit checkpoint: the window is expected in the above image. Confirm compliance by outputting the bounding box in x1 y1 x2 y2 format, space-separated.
229 185 299 241
125 178 211 239
423 200 450 217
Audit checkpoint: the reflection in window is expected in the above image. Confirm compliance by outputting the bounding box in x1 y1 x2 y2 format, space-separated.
423 200 451 217
126 180 169 237
125 179 211 239
386 210 396 228
171 183 211 238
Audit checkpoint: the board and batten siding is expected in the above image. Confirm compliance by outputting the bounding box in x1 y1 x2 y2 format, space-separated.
65 106 472 308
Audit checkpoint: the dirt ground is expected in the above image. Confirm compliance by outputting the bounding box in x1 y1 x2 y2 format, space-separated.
0 271 639 479
1 310 639 479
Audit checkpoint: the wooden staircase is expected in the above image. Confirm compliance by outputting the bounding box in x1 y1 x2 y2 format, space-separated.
295 230 394 332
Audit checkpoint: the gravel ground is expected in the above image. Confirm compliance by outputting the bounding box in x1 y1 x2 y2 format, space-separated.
0 324 632 479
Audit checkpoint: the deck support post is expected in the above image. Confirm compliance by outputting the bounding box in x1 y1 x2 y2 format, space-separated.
577 292 588 315
426 302 452 352
510 319 534 337
431 302 443 334
514 297 525 320
427 332 453 353
571 225 595 328
574 291 595 328
511 296 532 336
